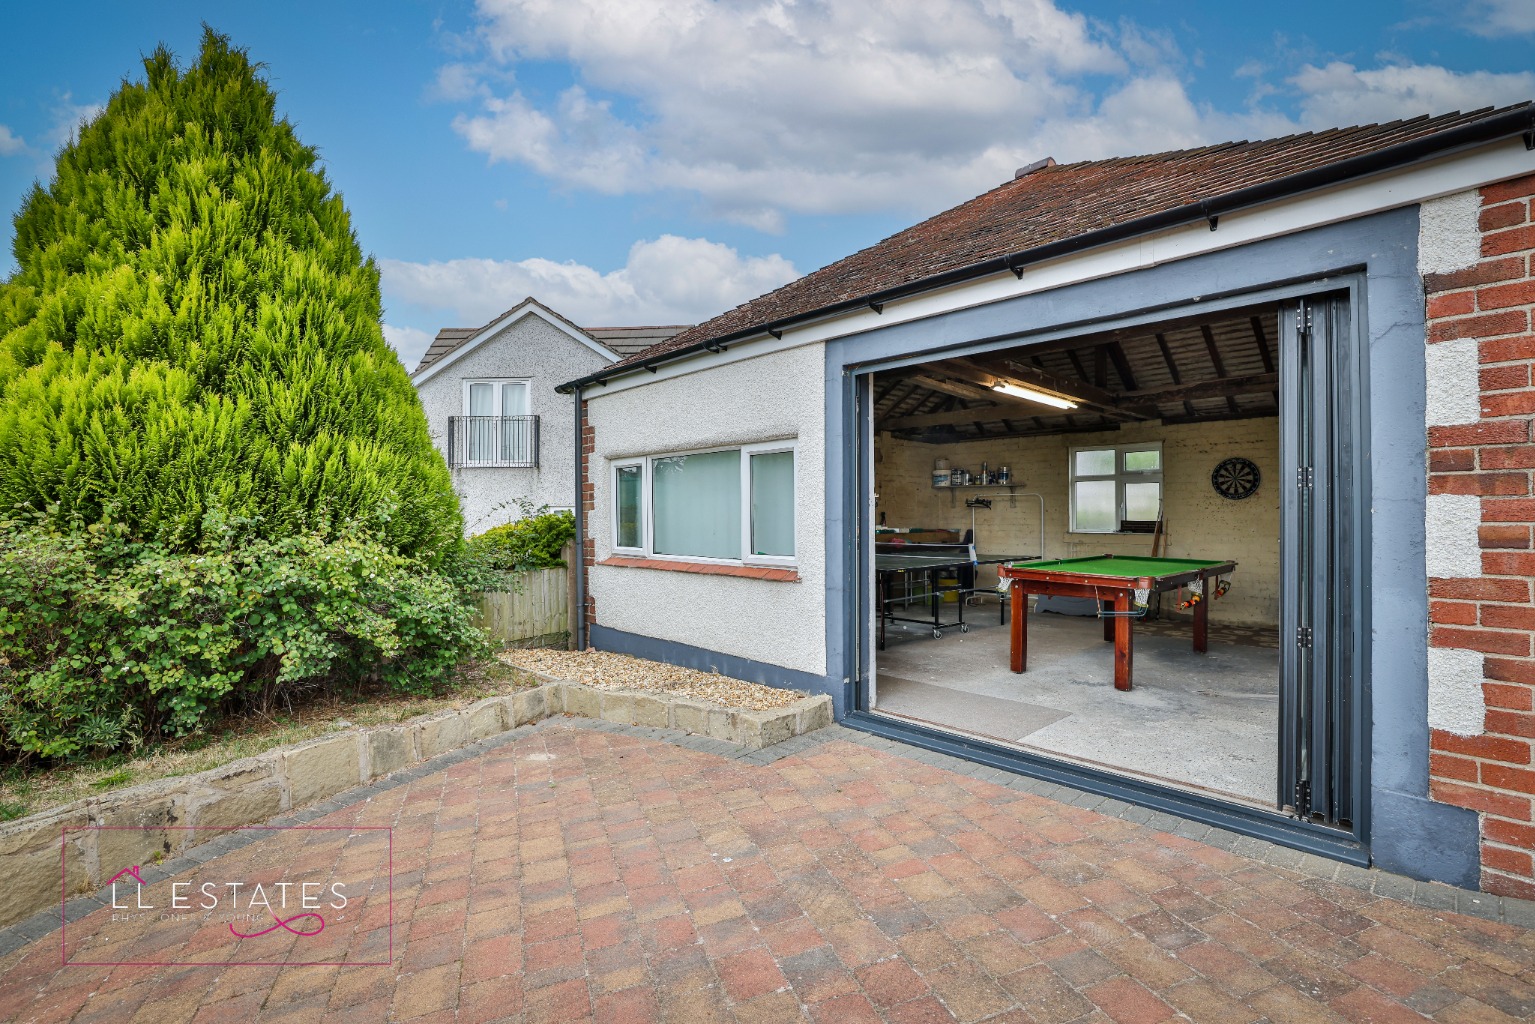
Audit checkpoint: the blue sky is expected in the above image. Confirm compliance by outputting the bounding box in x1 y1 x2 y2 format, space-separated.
3 0 1533 370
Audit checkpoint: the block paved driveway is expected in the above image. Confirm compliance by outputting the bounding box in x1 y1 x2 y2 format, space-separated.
2 722 1533 1024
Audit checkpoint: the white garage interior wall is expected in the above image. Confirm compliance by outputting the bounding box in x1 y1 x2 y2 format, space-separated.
875 417 1282 626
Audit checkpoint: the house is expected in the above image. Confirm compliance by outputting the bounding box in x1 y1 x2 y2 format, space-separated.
409 297 688 534
559 104 1535 898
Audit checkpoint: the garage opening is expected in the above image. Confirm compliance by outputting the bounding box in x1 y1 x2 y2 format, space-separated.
861 293 1360 828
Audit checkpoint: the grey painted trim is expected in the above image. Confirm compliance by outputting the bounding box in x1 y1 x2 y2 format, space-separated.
589 624 840 710
821 206 1477 885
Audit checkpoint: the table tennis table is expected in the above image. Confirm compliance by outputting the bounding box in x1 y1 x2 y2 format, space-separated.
876 543 1039 649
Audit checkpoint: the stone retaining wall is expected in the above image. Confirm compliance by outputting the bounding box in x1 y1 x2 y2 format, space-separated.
0 682 832 928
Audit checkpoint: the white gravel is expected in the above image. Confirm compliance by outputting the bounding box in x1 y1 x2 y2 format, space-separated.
497 648 805 711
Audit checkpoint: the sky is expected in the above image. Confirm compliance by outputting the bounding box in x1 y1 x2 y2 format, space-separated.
3 1 1534 371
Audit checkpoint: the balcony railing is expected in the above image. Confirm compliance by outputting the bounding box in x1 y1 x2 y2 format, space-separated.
447 415 540 468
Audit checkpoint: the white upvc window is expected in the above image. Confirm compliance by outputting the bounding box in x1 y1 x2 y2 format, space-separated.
462 379 531 466
1069 442 1163 533
609 442 797 566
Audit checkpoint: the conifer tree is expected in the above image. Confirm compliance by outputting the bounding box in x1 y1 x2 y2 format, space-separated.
0 28 461 557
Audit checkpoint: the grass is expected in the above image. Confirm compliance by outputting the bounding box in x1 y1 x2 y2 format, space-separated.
0 658 541 822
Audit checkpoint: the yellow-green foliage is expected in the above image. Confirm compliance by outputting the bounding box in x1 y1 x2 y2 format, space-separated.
0 29 461 556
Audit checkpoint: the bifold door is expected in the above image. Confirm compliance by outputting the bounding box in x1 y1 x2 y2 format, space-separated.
1278 294 1364 830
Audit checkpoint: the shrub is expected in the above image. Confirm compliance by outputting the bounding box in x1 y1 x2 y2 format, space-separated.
0 520 486 763
468 506 577 576
0 29 461 558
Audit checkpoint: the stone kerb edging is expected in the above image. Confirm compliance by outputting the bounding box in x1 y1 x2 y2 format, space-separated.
0 681 833 929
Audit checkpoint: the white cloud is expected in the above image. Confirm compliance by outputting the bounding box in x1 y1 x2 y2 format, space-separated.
445 0 1535 228
454 0 1134 219
379 234 798 330
1289 62 1535 127
383 325 435 370
0 125 26 157
1467 0 1535 36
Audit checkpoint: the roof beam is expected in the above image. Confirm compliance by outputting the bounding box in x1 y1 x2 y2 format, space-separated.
1118 371 1279 406
1200 325 1241 415
882 404 1025 430
1153 331 1197 419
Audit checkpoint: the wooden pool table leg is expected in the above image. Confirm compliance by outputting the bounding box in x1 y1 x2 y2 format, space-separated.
1010 583 1026 673
1193 573 1209 653
1102 601 1114 642
1114 592 1133 691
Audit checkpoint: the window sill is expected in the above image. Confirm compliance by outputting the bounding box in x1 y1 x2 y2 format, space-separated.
598 556 800 582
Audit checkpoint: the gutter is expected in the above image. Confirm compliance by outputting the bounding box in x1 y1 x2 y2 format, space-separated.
556 102 1535 395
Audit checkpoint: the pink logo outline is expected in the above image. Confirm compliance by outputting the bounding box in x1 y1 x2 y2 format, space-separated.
61 825 392 968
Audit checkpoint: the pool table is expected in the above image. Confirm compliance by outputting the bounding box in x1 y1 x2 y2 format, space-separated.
998 555 1237 692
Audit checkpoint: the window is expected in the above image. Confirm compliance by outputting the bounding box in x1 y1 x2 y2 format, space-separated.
611 442 796 565
1069 442 1162 533
460 379 533 466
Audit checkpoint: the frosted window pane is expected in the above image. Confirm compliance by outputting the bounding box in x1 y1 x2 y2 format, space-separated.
1074 480 1116 531
1125 481 1161 521
615 466 642 549
750 451 794 557
1075 449 1114 476
652 451 741 558
1124 448 1161 472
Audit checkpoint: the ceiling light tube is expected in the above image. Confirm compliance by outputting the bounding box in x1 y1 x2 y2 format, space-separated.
992 381 1079 410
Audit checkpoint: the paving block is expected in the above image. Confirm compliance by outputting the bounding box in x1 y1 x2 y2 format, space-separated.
416 713 469 760
563 682 601 719
511 686 549 726
465 698 508 741
190 782 283 833
599 691 636 724
630 693 670 728
368 727 413 779
734 708 797 750
284 734 363 808
794 695 834 733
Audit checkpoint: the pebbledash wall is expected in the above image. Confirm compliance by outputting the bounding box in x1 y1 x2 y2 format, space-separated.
582 342 832 694
875 417 1281 626
416 312 612 534
1421 173 1535 900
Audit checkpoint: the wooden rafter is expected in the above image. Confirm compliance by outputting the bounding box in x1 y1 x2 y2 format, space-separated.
1200 325 1240 415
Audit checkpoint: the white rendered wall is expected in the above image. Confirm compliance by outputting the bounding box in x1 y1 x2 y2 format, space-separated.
415 314 612 535
876 417 1282 626
586 342 827 677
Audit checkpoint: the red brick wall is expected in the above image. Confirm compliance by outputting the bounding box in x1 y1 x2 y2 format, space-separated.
580 414 596 629
1423 171 1535 899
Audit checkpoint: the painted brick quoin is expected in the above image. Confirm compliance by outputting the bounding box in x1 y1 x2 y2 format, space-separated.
1424 171 1535 899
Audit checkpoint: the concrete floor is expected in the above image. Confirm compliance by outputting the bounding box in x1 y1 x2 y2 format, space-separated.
873 599 1280 806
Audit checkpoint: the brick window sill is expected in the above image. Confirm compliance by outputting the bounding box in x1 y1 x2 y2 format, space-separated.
597 556 800 582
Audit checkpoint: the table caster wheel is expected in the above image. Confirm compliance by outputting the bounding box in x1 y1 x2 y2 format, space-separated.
960 623 970 633
932 629 943 639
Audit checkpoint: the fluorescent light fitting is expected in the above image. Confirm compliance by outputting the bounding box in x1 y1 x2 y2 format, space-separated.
992 381 1078 410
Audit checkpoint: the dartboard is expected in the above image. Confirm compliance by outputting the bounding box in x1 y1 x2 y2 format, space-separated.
1211 457 1261 500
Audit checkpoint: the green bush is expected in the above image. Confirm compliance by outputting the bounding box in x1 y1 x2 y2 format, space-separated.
0 520 486 763
0 29 461 558
468 506 577 576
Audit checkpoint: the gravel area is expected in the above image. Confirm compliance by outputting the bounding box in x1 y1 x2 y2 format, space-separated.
497 648 805 711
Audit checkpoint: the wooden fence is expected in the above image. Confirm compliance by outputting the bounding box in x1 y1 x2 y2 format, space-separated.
474 543 576 648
